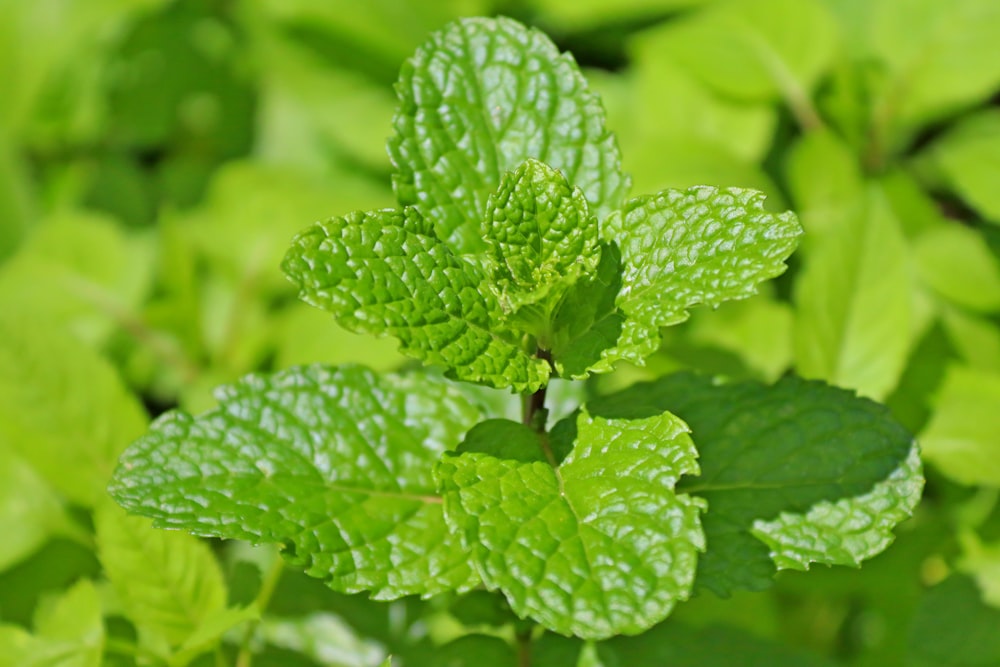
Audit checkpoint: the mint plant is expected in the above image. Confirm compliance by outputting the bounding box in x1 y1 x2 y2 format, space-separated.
108 15 922 657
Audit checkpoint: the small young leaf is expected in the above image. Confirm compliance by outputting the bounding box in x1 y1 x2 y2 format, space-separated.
0 447 70 572
484 159 600 321
600 372 917 596
388 17 628 252
557 187 800 377
95 502 227 649
110 365 485 599
436 408 704 639
282 208 550 391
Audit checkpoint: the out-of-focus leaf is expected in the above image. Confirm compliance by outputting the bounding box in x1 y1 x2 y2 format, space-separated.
0 579 104 667
649 0 838 105
958 531 1000 609
272 304 407 372
870 0 1000 130
920 109 1000 224
598 621 838 666
0 447 71 573
913 223 1000 312
0 211 152 344
921 365 1000 486
785 129 865 242
907 575 1000 667
257 612 384 667
794 184 915 400
0 312 147 506
95 502 229 651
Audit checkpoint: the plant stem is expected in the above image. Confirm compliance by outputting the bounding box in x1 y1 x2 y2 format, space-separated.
235 555 286 667
516 625 533 667
522 349 552 433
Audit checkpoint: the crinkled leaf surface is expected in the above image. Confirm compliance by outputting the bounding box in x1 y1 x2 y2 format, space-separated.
110 365 484 599
600 372 917 596
484 159 600 319
436 407 705 639
388 16 628 252
95 502 228 649
555 187 800 377
282 208 549 391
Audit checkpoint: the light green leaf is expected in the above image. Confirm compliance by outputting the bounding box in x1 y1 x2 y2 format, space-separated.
922 109 1000 224
914 223 1000 311
907 575 1000 667
257 612 385 667
282 208 550 391
794 184 915 400
0 447 69 572
958 531 1000 609
0 210 152 345
0 312 147 506
785 129 865 242
177 161 392 295
533 0 711 31
95 502 227 649
34 579 103 662
651 0 838 105
273 304 408 372
110 365 484 599
437 408 705 639
601 372 916 596
940 307 1000 373
428 635 516 667
388 17 628 252
627 33 777 165
557 187 799 377
921 365 1000 486
485 159 600 321
870 0 1000 129
170 605 259 667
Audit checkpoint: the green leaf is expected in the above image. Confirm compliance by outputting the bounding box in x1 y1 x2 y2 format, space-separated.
651 0 838 104
907 575 1000 667
282 208 550 391
485 159 600 320
870 0 1000 129
273 304 408 372
33 579 103 657
0 210 152 345
598 621 838 666
436 408 705 639
110 365 484 599
921 109 1000 224
558 187 799 377
793 184 915 400
751 444 922 570
95 502 227 650
0 447 70 572
427 635 516 667
601 372 916 596
388 17 628 252
785 129 865 242
914 223 1000 312
0 312 147 506
958 531 1000 609
920 365 1000 486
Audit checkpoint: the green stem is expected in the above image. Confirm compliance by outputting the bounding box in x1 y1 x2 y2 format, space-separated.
516 627 532 667
522 349 552 434
235 556 286 667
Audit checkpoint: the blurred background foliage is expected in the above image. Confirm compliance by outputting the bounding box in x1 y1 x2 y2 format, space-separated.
3 0 1000 665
